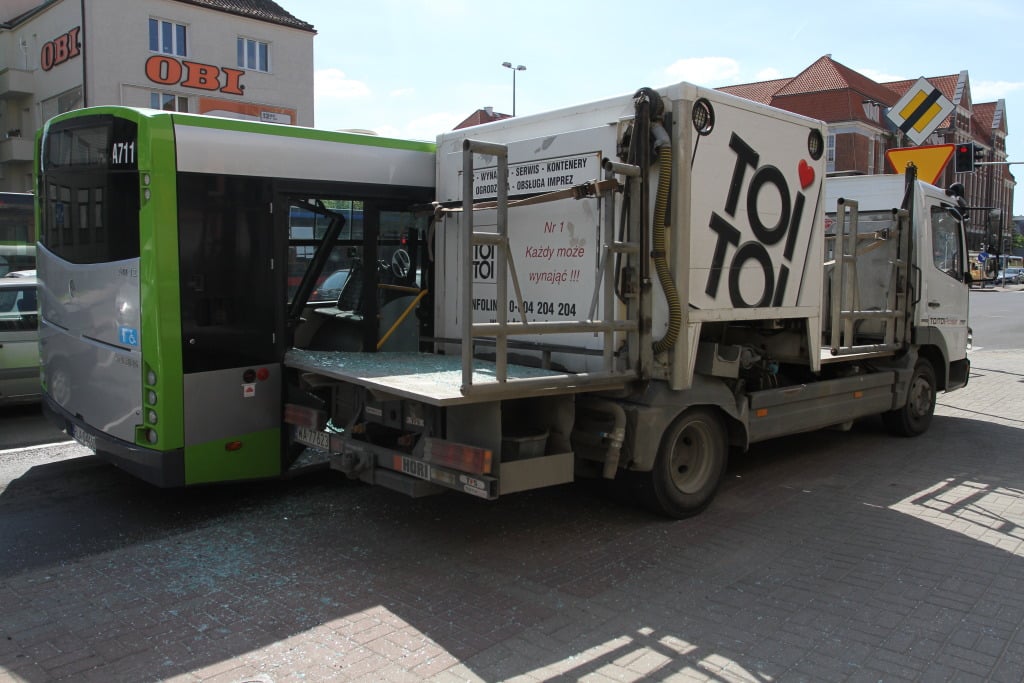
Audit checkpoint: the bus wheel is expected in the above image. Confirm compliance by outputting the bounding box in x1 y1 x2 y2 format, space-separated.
648 408 727 519
882 359 936 437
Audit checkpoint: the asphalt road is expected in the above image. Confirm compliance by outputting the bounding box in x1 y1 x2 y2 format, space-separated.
0 403 67 451
969 284 1024 350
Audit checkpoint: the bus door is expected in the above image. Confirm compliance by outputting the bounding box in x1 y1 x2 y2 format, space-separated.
175 173 285 481
279 194 428 354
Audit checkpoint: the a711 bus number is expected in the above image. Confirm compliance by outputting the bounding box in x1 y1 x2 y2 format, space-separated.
110 140 136 167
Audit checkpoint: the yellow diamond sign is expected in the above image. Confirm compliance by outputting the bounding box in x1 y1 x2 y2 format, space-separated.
885 144 954 185
886 77 955 146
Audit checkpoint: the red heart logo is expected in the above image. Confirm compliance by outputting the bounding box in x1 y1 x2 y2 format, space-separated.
798 159 815 189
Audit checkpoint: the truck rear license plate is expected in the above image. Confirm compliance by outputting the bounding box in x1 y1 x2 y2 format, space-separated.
294 426 330 450
72 425 96 451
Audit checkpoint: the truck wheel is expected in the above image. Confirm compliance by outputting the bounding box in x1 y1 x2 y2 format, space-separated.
882 359 936 437
648 408 727 519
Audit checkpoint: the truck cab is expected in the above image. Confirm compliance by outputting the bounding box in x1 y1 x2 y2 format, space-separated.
825 174 970 392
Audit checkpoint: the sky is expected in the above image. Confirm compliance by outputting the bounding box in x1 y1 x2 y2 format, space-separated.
280 0 1024 216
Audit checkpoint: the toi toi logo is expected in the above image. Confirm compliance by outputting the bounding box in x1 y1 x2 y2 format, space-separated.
704 132 816 309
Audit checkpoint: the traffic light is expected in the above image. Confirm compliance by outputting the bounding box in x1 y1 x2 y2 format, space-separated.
973 144 986 166
954 142 975 173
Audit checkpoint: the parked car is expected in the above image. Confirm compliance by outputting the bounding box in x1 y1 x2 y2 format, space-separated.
0 272 40 405
309 268 351 303
997 268 1023 285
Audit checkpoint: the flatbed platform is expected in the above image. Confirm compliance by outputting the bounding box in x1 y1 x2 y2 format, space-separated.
284 349 633 406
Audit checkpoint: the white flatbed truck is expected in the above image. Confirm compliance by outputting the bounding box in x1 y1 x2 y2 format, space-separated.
283 82 971 518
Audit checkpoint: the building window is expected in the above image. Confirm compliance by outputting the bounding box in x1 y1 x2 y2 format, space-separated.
826 134 836 173
867 138 875 174
237 37 269 72
40 86 84 123
150 18 187 56
151 92 188 112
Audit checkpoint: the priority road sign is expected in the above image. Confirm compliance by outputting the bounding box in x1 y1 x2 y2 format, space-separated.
887 78 955 146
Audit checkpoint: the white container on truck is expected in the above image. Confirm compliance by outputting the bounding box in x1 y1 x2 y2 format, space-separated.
283 82 971 518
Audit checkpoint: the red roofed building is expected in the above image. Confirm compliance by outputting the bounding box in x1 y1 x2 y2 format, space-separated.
454 106 512 130
0 0 316 193
720 56 1014 250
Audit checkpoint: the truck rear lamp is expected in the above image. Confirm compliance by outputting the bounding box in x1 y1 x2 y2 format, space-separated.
692 98 715 136
147 409 158 424
284 403 324 429
808 129 824 160
146 429 158 444
423 437 493 475
225 441 244 452
256 367 270 381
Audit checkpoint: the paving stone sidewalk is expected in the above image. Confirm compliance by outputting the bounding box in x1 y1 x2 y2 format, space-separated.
1 348 1023 682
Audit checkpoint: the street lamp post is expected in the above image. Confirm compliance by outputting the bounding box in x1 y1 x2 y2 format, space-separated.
501 61 526 116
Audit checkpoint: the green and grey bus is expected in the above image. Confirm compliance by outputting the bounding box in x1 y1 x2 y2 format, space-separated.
37 106 434 486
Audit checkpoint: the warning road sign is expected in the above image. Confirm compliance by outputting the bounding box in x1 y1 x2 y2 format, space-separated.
886 78 954 146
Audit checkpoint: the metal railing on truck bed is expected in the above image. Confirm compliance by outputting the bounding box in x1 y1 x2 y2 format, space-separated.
822 197 912 363
285 139 645 406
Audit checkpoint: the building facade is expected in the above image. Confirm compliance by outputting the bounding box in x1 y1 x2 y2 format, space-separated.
719 56 1015 252
0 0 315 192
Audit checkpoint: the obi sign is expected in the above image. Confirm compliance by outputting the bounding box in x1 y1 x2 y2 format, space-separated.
145 55 245 96
41 27 82 71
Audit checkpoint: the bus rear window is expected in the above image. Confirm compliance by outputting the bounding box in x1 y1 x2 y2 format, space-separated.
46 124 110 168
44 115 138 170
40 115 140 264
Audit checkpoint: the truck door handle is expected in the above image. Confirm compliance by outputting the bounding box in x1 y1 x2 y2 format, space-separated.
928 301 941 308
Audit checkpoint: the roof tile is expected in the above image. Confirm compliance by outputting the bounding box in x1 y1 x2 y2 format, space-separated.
172 0 314 32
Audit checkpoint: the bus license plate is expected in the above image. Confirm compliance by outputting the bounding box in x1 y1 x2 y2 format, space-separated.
72 425 96 451
294 426 330 450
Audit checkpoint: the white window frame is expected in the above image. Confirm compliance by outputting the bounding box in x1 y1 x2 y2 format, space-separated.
237 37 270 72
150 91 189 113
150 18 187 57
